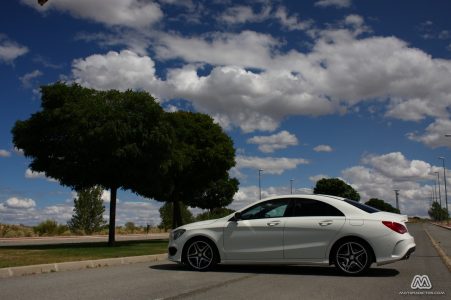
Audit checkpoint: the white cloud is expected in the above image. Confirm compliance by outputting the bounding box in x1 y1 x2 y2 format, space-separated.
19 69 43 88
72 50 164 95
101 190 120 204
25 168 58 182
408 119 451 148
219 5 271 25
114 200 162 226
155 30 279 68
0 34 28 63
69 16 451 134
235 155 309 175
313 145 333 152
309 174 330 183
0 149 11 157
361 152 435 180
315 0 352 8
274 6 312 31
164 65 335 132
247 131 298 153
340 151 447 217
3 197 36 209
21 0 163 29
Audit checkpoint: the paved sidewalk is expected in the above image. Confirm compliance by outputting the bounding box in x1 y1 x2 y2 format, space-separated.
424 223 451 271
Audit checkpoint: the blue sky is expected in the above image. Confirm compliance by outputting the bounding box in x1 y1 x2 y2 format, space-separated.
1 0 451 226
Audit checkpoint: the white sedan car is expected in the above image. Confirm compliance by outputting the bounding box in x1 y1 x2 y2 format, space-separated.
168 194 416 275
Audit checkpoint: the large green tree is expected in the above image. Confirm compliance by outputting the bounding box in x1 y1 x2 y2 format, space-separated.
428 202 449 221
12 83 170 245
68 186 106 234
133 111 237 229
365 198 400 214
313 178 360 201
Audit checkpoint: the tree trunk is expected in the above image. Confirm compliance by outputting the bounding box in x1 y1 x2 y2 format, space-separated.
172 199 183 229
108 186 117 246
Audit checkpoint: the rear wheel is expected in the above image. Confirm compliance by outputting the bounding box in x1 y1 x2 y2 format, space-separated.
334 240 372 275
184 239 217 271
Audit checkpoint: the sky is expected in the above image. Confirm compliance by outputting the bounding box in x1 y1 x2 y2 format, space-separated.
1 0 451 226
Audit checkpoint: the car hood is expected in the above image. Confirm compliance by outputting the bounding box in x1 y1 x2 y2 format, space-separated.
182 219 219 229
373 211 408 223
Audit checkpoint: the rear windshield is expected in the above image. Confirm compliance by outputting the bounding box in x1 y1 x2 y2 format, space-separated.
344 199 380 213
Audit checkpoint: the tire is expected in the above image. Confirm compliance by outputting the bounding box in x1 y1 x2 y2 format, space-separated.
333 240 372 275
184 238 218 271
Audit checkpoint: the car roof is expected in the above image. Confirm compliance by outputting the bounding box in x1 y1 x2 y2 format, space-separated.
237 194 365 217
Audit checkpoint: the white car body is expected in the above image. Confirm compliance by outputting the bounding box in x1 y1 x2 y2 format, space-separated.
168 194 416 274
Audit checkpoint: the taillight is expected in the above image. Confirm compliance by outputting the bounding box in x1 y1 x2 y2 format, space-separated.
382 221 407 234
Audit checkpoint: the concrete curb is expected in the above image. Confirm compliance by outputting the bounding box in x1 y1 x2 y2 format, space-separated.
423 225 451 272
0 253 167 279
431 222 451 231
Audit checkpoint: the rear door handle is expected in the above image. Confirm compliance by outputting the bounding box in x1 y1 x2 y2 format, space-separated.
267 221 280 226
319 220 333 226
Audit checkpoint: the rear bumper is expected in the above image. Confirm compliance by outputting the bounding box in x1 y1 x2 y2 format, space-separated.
376 235 416 266
401 246 416 260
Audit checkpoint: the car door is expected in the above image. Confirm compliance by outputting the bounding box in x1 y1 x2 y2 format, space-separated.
284 198 345 259
223 198 290 260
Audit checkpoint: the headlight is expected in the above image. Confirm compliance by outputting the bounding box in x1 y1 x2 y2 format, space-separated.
172 229 186 240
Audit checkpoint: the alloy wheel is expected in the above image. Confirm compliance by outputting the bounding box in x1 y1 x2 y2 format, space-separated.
186 240 214 270
336 241 369 274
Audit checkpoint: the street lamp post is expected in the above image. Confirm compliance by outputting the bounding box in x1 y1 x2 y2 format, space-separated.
258 169 263 200
290 179 294 195
394 189 400 212
438 157 449 223
434 171 442 209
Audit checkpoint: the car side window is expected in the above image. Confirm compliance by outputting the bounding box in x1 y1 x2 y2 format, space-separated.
290 199 344 217
240 199 290 220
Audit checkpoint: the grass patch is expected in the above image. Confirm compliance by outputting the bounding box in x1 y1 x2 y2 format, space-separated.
0 239 168 268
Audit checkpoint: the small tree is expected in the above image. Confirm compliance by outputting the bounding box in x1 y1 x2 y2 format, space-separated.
159 202 194 230
33 219 58 236
195 208 235 221
124 221 136 233
68 186 106 234
313 178 360 201
365 198 400 214
428 202 449 221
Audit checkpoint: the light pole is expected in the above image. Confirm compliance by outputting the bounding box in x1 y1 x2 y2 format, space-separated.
434 171 442 209
290 179 294 195
438 157 449 223
394 189 400 212
258 169 263 200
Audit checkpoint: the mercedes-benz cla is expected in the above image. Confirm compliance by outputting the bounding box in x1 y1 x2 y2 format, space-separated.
168 194 416 275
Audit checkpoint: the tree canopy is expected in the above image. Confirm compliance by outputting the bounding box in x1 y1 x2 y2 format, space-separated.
12 83 170 245
313 178 360 201
131 111 237 228
365 198 400 214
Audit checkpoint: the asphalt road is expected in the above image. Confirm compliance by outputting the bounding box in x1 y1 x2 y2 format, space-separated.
0 224 449 300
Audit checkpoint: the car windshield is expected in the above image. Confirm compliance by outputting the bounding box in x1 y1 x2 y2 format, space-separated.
344 199 380 213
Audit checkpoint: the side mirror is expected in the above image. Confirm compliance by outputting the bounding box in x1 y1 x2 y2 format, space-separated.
234 212 242 221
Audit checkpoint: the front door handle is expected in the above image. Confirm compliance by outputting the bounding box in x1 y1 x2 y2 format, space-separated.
267 221 280 226
319 220 333 226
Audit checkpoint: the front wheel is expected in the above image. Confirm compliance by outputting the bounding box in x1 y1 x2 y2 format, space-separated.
334 240 372 275
184 239 217 271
